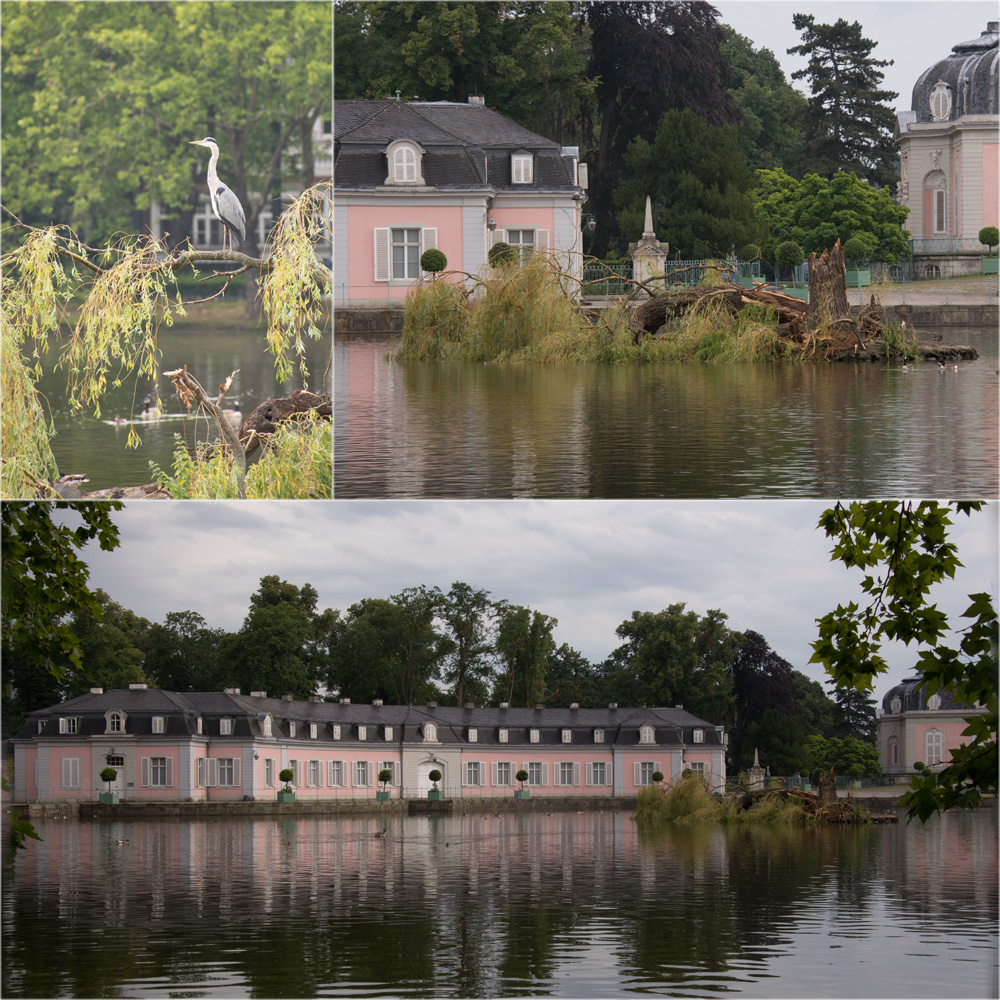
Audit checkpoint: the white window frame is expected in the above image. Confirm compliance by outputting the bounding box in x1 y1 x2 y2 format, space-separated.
688 761 706 774
197 717 203 735
152 716 165 735
59 717 78 735
220 717 233 736
332 724 341 740
358 725 367 741
468 728 478 743
593 729 604 744
107 711 125 734
525 761 547 786
329 760 348 787
354 760 371 787
561 729 572 744
424 723 438 743
61 757 81 789
393 144 417 183
693 728 704 744
288 721 296 738
141 756 173 787
635 761 661 786
493 761 513 786
463 761 484 786
511 153 533 184
384 726 393 741
639 725 655 745
374 226 438 282
262 715 272 737
264 758 275 787
310 723 318 739
587 761 608 786
307 759 323 787
289 760 300 786
499 728 509 743
925 729 944 766
378 761 399 787
217 757 240 787
529 728 539 744
556 761 580 786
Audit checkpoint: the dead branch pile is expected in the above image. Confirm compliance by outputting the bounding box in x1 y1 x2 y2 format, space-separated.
239 389 331 457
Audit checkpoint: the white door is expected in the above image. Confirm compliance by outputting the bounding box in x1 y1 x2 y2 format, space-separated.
417 761 445 794
105 755 126 796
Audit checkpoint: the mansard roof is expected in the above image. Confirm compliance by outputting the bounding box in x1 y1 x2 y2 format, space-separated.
910 21 998 124
18 689 724 747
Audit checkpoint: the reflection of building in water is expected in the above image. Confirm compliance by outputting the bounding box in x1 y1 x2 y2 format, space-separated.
13 686 727 803
877 676 990 780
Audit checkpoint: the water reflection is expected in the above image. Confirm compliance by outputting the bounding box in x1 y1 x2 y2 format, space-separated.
31 327 329 492
3 808 996 998
334 327 999 498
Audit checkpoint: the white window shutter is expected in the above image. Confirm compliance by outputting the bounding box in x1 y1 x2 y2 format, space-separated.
633 762 640 786
656 761 662 777
537 229 549 250
491 230 507 247
585 763 592 787
491 762 498 785
541 762 548 786
59 717 67 734
197 758 203 786
374 227 389 282
141 758 150 787
316 761 324 787
207 758 218 787
232 758 241 787
166 758 173 787
61 758 70 787
573 762 580 786
420 228 438 276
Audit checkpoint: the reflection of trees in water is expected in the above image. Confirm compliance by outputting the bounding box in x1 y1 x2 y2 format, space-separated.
4 811 997 997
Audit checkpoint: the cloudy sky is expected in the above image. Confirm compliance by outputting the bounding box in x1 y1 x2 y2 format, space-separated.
62 499 998 709
712 0 996 114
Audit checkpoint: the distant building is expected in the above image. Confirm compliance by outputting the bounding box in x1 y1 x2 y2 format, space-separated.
333 97 587 306
877 677 989 781
894 21 999 277
11 686 725 804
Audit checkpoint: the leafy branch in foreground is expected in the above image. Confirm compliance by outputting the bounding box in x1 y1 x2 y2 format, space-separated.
810 501 997 821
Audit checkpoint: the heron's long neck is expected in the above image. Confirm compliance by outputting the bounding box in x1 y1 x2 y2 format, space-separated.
206 146 220 189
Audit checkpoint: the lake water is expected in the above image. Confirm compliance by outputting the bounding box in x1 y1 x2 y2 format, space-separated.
334 327 998 498
28 328 330 493
3 807 996 998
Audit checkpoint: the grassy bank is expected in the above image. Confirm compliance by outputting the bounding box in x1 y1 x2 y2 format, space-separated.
393 260 901 365
635 773 871 826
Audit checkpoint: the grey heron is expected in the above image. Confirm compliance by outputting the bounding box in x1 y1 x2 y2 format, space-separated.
189 137 246 251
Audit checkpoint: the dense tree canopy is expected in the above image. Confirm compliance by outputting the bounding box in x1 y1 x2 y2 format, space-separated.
788 14 898 186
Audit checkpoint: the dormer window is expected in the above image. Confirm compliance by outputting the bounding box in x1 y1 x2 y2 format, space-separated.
262 715 272 737
424 722 438 742
310 723 318 739
594 729 604 744
221 717 233 736
929 81 952 121
196 717 203 735
529 728 539 743
358 725 367 741
639 725 655 744
561 729 572 744
693 728 704 744
106 711 125 734
384 725 393 741
385 139 425 185
152 716 165 734
511 152 533 184
59 717 78 735
468 728 478 743
499 728 508 743
332 724 341 740
288 721 296 738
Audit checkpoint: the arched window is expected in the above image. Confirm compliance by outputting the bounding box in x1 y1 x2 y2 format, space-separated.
924 729 943 766
924 170 947 235
888 736 898 766
639 725 655 744
106 711 125 734
262 715 272 737
926 693 942 710
424 722 437 742
929 81 952 121
385 140 424 185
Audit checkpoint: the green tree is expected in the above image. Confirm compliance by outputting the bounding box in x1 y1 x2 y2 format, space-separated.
791 670 836 738
742 709 810 776
804 734 881 781
223 575 332 699
543 643 597 708
1 501 122 676
754 168 910 263
828 683 877 743
719 26 808 173
494 604 557 707
144 611 228 692
606 604 739 719
584 1 738 256
811 501 997 821
433 581 499 707
787 14 898 186
615 108 765 260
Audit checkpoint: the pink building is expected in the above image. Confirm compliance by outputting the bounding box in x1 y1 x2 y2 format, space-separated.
334 98 587 305
877 676 990 780
12 686 727 804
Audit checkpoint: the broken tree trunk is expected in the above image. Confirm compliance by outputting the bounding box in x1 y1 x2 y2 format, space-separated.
805 241 868 350
239 389 331 458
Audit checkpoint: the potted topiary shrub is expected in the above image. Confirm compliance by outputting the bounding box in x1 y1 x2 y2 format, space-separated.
487 241 516 270
419 247 448 279
514 769 530 800
99 766 119 804
427 769 442 801
979 226 999 273
377 768 393 802
775 240 807 297
277 768 295 803
842 236 872 288
847 764 864 789
735 244 760 288
651 771 665 784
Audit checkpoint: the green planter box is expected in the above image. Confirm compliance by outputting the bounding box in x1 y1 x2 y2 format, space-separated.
514 789 530 800
782 285 809 301
277 790 296 803
982 256 998 274
845 269 871 287
99 792 119 804
427 789 442 801
734 276 756 288
376 791 391 802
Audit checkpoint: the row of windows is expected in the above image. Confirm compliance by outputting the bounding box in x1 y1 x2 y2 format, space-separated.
57 757 702 790
885 730 944 766
50 715 707 745
387 141 535 186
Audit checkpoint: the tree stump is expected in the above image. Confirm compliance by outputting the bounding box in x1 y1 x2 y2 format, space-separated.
239 389 331 457
806 241 850 330
818 767 838 806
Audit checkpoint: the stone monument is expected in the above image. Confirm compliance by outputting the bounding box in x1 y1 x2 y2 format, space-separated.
628 196 669 297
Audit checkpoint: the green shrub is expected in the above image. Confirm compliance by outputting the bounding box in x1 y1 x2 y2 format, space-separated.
775 241 804 268
487 241 516 268
739 243 760 262
419 248 447 273
378 768 393 788
279 768 294 789
428 769 442 785
841 236 869 262
979 226 999 254
100 767 118 785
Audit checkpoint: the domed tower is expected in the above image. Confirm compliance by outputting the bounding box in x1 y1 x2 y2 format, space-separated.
895 22 999 277
878 676 987 780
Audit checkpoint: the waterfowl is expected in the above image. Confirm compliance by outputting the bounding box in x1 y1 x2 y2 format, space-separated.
938 362 957 371
115 838 129 845
372 827 387 839
899 364 914 372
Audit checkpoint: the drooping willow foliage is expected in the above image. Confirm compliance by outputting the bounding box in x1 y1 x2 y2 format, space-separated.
0 181 332 499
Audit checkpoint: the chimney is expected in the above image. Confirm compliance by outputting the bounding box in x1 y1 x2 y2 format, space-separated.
499 702 509 709
674 704 683 710
250 691 267 698
90 687 103 695
464 702 474 709
609 702 618 709
535 703 544 710
128 683 147 690
373 698 383 707
224 687 241 695
339 697 351 705
428 701 437 708
570 702 579 710
309 695 322 703
282 694 293 702
468 94 485 105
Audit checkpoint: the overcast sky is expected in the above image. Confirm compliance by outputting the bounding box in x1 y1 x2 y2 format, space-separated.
66 499 998 710
712 0 997 114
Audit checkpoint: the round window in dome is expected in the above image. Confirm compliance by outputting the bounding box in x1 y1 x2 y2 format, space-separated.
929 81 952 121
927 693 942 710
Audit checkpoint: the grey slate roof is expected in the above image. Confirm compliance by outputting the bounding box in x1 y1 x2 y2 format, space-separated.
910 21 998 123
18 689 724 748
